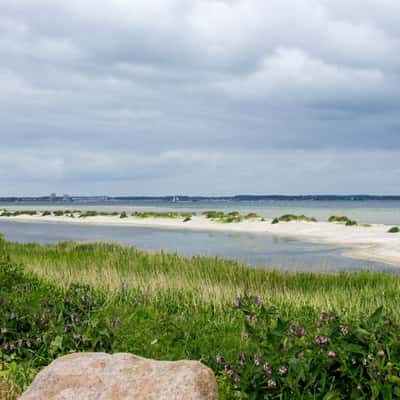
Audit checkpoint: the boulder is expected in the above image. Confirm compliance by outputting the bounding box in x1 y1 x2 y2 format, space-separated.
20 352 218 400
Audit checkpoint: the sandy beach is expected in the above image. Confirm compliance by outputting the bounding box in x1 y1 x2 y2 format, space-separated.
1 214 400 267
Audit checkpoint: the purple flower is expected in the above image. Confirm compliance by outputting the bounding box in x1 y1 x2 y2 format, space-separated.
216 353 224 364
328 351 336 358
242 331 250 340
377 350 385 357
110 319 121 330
340 325 349 335
254 296 262 306
247 314 257 323
238 352 246 365
234 374 241 384
224 364 234 376
26 340 32 348
73 333 83 341
316 336 329 345
263 363 272 375
267 379 277 388
279 366 288 375
254 355 260 366
234 297 242 308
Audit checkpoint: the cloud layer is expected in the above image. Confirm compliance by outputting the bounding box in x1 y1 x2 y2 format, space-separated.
1 0 399 195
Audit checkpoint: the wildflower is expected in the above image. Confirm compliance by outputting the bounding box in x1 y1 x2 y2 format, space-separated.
238 352 246 365
318 313 327 327
224 364 234 376
267 379 277 388
254 296 262 306
340 325 349 335
279 366 288 375
64 326 69 333
0 328 8 335
110 319 121 330
368 354 374 360
290 322 306 337
9 313 17 320
26 340 32 348
254 355 260 366
328 351 336 358
242 331 250 340
263 363 272 375
351 358 357 365
234 297 242 308
356 384 362 391
216 354 224 364
73 333 83 341
64 297 71 304
234 374 241 384
316 336 329 345
377 350 385 357
247 314 257 323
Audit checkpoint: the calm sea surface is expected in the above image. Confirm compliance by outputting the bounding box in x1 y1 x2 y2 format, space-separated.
1 199 399 273
2 199 400 224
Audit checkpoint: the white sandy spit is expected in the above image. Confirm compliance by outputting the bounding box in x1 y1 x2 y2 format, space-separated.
1 215 400 267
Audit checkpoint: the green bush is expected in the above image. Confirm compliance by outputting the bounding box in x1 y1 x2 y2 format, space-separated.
271 218 279 224
183 216 191 222
329 216 350 223
120 211 128 219
388 227 400 233
273 215 317 223
345 220 357 226
215 296 400 399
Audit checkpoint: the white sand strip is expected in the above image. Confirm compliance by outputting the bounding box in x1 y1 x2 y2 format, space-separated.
1 215 400 267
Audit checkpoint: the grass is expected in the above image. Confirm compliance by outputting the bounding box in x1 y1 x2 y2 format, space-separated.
202 211 260 223
2 240 400 318
271 214 317 223
2 237 400 398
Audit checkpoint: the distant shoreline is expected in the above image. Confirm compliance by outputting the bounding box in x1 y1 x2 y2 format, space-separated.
1 213 400 267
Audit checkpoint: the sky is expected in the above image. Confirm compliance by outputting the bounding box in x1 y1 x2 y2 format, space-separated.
1 0 400 196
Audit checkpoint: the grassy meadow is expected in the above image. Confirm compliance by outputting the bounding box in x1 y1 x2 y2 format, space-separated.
2 235 400 398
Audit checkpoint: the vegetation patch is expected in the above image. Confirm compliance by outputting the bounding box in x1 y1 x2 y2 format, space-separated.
388 227 400 233
202 211 260 223
2 238 400 398
271 214 317 224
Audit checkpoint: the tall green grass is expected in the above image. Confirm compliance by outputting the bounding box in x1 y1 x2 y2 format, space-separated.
3 240 400 320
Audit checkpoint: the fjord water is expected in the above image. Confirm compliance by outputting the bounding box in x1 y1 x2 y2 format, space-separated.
3 198 400 225
0 219 396 274
1 199 399 272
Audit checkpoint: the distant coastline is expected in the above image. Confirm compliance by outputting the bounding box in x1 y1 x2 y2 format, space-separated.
2 194 400 203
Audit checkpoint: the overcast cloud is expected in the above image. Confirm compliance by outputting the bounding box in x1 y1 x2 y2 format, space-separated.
1 0 400 195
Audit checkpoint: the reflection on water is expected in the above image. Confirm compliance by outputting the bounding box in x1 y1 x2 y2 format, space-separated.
0 220 397 274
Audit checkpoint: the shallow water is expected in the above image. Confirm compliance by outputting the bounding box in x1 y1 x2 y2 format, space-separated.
0 220 397 273
2 199 400 225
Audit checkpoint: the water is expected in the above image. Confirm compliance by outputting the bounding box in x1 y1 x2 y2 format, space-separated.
0 220 397 273
2 199 400 225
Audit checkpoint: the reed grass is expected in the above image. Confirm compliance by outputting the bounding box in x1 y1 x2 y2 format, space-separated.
3 240 400 320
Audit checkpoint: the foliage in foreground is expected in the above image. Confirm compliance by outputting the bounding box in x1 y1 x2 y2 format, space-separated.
2 238 400 398
217 296 400 399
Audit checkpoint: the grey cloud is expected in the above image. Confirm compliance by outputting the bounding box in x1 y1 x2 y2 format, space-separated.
0 0 399 195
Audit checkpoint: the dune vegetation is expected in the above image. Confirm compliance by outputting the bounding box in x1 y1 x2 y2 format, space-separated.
2 234 400 398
